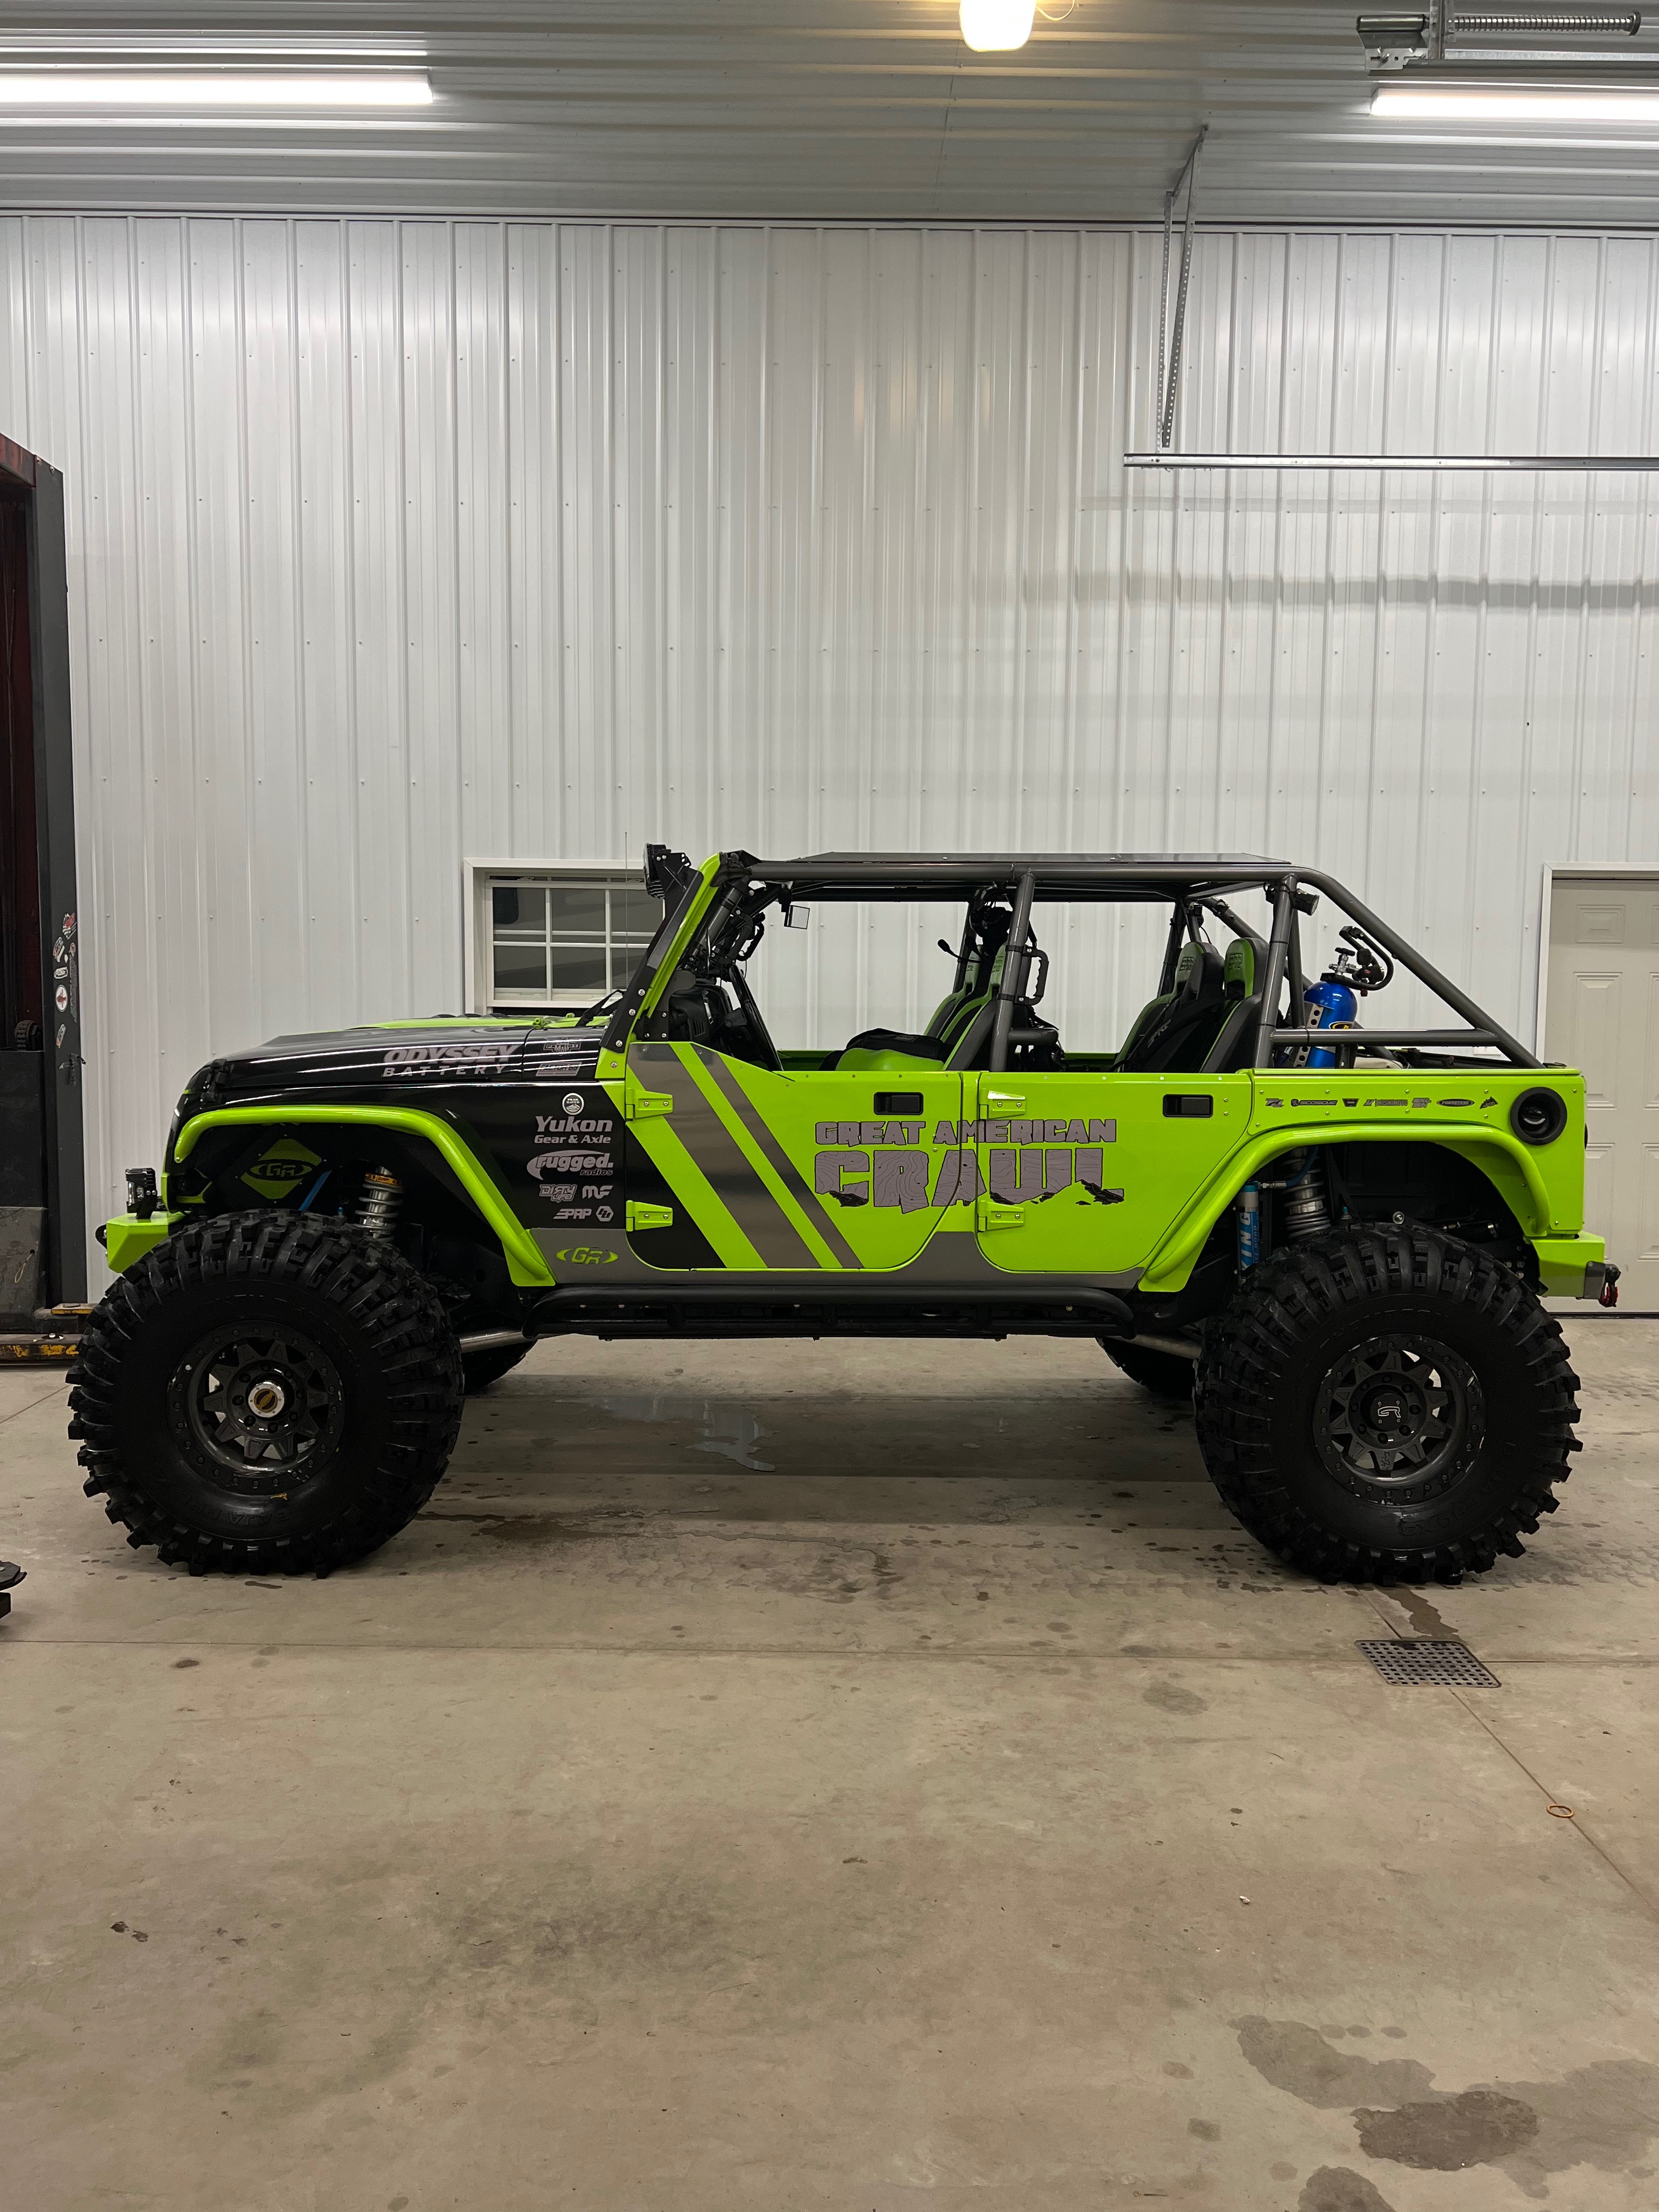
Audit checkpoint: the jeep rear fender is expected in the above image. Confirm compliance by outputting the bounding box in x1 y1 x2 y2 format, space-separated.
170 1105 554 1288
1139 1125 1554 1295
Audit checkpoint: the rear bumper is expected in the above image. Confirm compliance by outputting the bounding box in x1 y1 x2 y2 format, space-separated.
1531 1234 1614 1300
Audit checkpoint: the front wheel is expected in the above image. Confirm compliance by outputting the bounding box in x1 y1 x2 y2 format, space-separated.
70 1215 464 1575
1194 1225 1580 1583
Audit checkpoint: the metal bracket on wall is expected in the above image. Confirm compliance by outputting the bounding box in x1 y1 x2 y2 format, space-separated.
1155 127 1206 454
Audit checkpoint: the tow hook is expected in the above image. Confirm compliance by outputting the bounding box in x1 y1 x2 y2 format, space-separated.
1599 1262 1622 1310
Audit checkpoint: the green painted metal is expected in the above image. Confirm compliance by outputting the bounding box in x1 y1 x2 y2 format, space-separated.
171 1104 555 1286
1533 1233 1610 1296
1139 1103 1562 1294
103 1211 183 1274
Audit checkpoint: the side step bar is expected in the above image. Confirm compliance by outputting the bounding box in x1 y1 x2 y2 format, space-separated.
524 1283 1136 1342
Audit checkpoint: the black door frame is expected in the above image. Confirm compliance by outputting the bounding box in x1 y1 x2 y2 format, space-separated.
1 433 83 1303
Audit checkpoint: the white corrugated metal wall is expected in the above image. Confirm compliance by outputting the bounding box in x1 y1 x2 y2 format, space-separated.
2 216 1656 1262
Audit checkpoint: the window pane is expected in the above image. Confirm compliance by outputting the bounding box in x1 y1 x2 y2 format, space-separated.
493 883 545 932
546 884 607 935
549 943 607 992
612 885 662 944
494 939 548 994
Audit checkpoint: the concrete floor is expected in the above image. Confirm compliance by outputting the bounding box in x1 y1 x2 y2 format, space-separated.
5 1323 1659 2212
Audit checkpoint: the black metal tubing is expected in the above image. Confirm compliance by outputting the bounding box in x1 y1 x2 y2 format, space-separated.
1155 899 1188 995
989 867 1037 1072
1295 870 1538 1067
1270 1028 1502 1047
1252 880 1296 1068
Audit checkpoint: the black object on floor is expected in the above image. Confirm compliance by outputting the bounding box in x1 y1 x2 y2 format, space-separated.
1358 1638 1500 1688
0 1558 22 1620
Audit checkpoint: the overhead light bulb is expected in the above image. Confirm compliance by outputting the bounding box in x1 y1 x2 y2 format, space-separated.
1372 83 1659 121
0 71 432 108
960 1 1037 53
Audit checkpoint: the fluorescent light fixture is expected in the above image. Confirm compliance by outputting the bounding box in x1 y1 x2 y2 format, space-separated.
1373 82 1659 120
960 1 1037 52
0 71 432 108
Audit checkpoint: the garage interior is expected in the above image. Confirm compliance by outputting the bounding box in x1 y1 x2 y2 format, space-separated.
5 6 1659 2209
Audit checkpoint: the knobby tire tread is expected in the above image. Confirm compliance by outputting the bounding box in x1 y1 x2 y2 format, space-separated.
1194 1223 1581 1584
70 1214 463 1576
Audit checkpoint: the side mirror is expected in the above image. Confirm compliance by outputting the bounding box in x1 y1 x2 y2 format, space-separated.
785 904 811 932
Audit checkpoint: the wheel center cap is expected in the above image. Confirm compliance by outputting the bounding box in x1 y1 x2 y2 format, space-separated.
1355 1375 1423 1442
247 1378 287 1419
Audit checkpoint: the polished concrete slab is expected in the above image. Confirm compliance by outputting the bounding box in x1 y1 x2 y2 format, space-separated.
4 1321 1658 2211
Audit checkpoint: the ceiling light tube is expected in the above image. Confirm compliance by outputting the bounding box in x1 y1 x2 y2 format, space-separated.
1373 82 1659 117
960 2 1037 52
0 71 432 108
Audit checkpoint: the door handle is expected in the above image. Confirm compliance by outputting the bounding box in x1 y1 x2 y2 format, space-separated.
625 1201 673 1231
977 1199 1024 1232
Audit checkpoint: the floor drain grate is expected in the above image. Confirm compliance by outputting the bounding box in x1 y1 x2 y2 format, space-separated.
1358 1639 1500 1688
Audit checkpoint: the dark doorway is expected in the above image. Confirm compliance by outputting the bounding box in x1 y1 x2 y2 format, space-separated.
0 433 81 1321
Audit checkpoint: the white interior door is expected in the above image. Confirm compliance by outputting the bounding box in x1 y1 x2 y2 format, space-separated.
1544 872 1659 1307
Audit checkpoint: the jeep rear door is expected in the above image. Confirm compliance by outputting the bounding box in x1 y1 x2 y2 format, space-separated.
968 1071 1248 1276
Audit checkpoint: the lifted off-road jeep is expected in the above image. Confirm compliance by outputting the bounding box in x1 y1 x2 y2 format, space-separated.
72 848 1616 1585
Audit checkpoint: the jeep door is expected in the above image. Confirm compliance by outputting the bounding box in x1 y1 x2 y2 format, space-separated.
624 1043 963 1273
968 1070 1248 1277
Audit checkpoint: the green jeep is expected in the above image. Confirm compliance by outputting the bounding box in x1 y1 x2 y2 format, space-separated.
71 848 1615 1586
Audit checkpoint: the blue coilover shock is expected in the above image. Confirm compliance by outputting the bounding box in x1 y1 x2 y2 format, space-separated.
1236 1182 1261 1274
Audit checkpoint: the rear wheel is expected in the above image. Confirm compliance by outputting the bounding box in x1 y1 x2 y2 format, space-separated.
70 1215 464 1575
1194 1224 1580 1583
1101 1340 1195 1405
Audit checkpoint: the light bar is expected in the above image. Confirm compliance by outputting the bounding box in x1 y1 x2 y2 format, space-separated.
0 71 432 108
1373 82 1659 118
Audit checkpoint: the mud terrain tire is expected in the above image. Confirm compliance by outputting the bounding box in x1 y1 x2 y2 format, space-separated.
70 1215 463 1575
1194 1224 1580 1584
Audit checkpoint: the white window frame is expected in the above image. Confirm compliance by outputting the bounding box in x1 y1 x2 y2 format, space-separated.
464 857 658 1016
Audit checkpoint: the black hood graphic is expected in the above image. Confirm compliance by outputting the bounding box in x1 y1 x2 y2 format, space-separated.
178 1020 606 1111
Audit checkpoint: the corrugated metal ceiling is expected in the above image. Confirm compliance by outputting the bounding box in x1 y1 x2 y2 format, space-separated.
10 2 1659 226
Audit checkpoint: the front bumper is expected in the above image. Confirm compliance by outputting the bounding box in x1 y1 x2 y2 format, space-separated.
99 1211 182 1274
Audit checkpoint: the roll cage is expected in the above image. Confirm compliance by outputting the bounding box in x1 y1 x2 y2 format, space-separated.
612 849 1540 1074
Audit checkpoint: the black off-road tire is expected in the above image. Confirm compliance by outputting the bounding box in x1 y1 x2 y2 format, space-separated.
69 1214 464 1575
1101 1340 1195 1405
462 1342 532 1394
1194 1224 1581 1584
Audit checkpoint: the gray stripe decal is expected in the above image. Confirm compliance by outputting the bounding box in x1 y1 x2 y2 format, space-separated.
696 1050 865 1271
630 1046 822 1269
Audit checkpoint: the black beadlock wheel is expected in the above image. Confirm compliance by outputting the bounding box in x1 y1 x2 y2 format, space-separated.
69 1214 464 1576
461 1342 532 1395
1193 1224 1582 1584
1101 1339 1196 1406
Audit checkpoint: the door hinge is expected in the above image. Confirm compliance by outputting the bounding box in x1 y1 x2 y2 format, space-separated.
984 1091 1025 1113
977 1198 1025 1232
625 1201 674 1232
625 1090 673 1121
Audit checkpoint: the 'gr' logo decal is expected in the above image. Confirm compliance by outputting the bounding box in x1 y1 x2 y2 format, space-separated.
556 1245 617 1266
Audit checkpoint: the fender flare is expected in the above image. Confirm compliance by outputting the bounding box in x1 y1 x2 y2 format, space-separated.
170 1104 554 1288
1139 1122 1554 1295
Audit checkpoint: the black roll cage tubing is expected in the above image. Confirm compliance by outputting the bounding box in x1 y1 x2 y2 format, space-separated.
628 858 1539 1075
